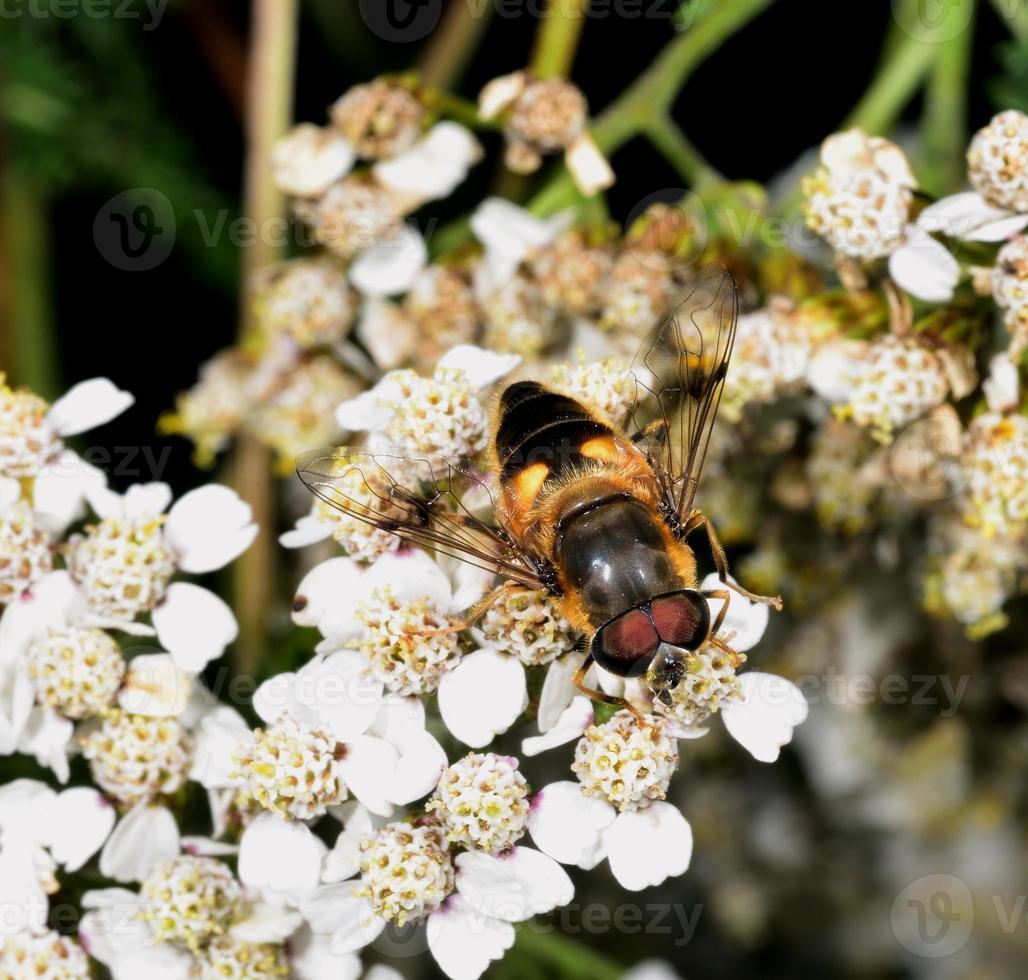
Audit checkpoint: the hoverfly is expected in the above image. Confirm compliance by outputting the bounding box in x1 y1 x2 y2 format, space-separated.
298 267 781 713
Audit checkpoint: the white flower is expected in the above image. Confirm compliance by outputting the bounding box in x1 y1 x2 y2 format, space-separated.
0 929 91 977
0 779 114 935
334 343 519 457
887 219 961 302
1 376 131 535
301 807 572 980
69 482 255 670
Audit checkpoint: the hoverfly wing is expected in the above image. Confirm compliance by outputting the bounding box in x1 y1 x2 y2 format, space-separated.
296 446 547 590
624 265 738 523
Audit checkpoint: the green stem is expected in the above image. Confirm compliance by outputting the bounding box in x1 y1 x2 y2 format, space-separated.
842 34 936 134
989 0 1028 42
530 0 589 78
419 0 496 89
1 168 58 398
645 115 723 187
231 0 298 678
921 0 976 196
529 0 774 215
514 924 622 980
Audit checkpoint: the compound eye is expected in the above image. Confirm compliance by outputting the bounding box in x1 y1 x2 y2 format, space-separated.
593 608 659 677
650 591 709 649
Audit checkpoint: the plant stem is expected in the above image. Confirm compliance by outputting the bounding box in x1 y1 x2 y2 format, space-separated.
0 167 58 398
842 34 936 134
514 924 622 980
530 0 589 78
529 0 774 214
419 0 496 89
232 0 298 677
645 114 723 187
921 0 976 196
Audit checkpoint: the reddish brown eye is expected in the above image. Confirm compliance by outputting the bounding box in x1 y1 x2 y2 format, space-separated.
650 591 709 649
593 608 659 677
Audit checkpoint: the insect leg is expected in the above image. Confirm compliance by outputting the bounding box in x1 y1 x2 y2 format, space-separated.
682 510 783 611
701 587 732 638
573 654 647 726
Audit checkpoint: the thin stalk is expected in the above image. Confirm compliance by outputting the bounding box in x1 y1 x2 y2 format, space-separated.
1 167 58 398
921 0 976 196
529 0 774 214
419 0 496 89
645 115 723 188
843 34 936 134
232 0 299 677
530 0 589 78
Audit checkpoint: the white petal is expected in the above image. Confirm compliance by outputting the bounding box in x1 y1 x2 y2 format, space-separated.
888 236 959 302
721 671 809 763
17 707 72 782
289 927 363 980
238 813 325 901
181 836 239 857
917 191 1013 238
334 375 399 432
43 787 115 871
100 805 180 882
521 696 592 756
527 780 614 869
455 846 573 922
300 886 386 953
322 804 375 883
984 353 1020 413
436 345 521 390
122 482 172 519
438 650 527 747
0 571 86 666
46 378 133 437
190 706 250 788
470 198 564 281
699 573 770 652
965 213 1028 241
292 557 365 634
294 650 384 741
565 132 614 196
271 123 356 197
152 583 238 673
117 652 191 717
337 735 397 817
374 123 482 205
164 485 257 573
280 510 334 548
363 548 453 609
387 729 447 804
604 802 693 891
427 894 515 980
478 70 527 119
228 895 301 943
348 224 427 297
32 451 107 536
805 338 868 404
537 652 585 732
